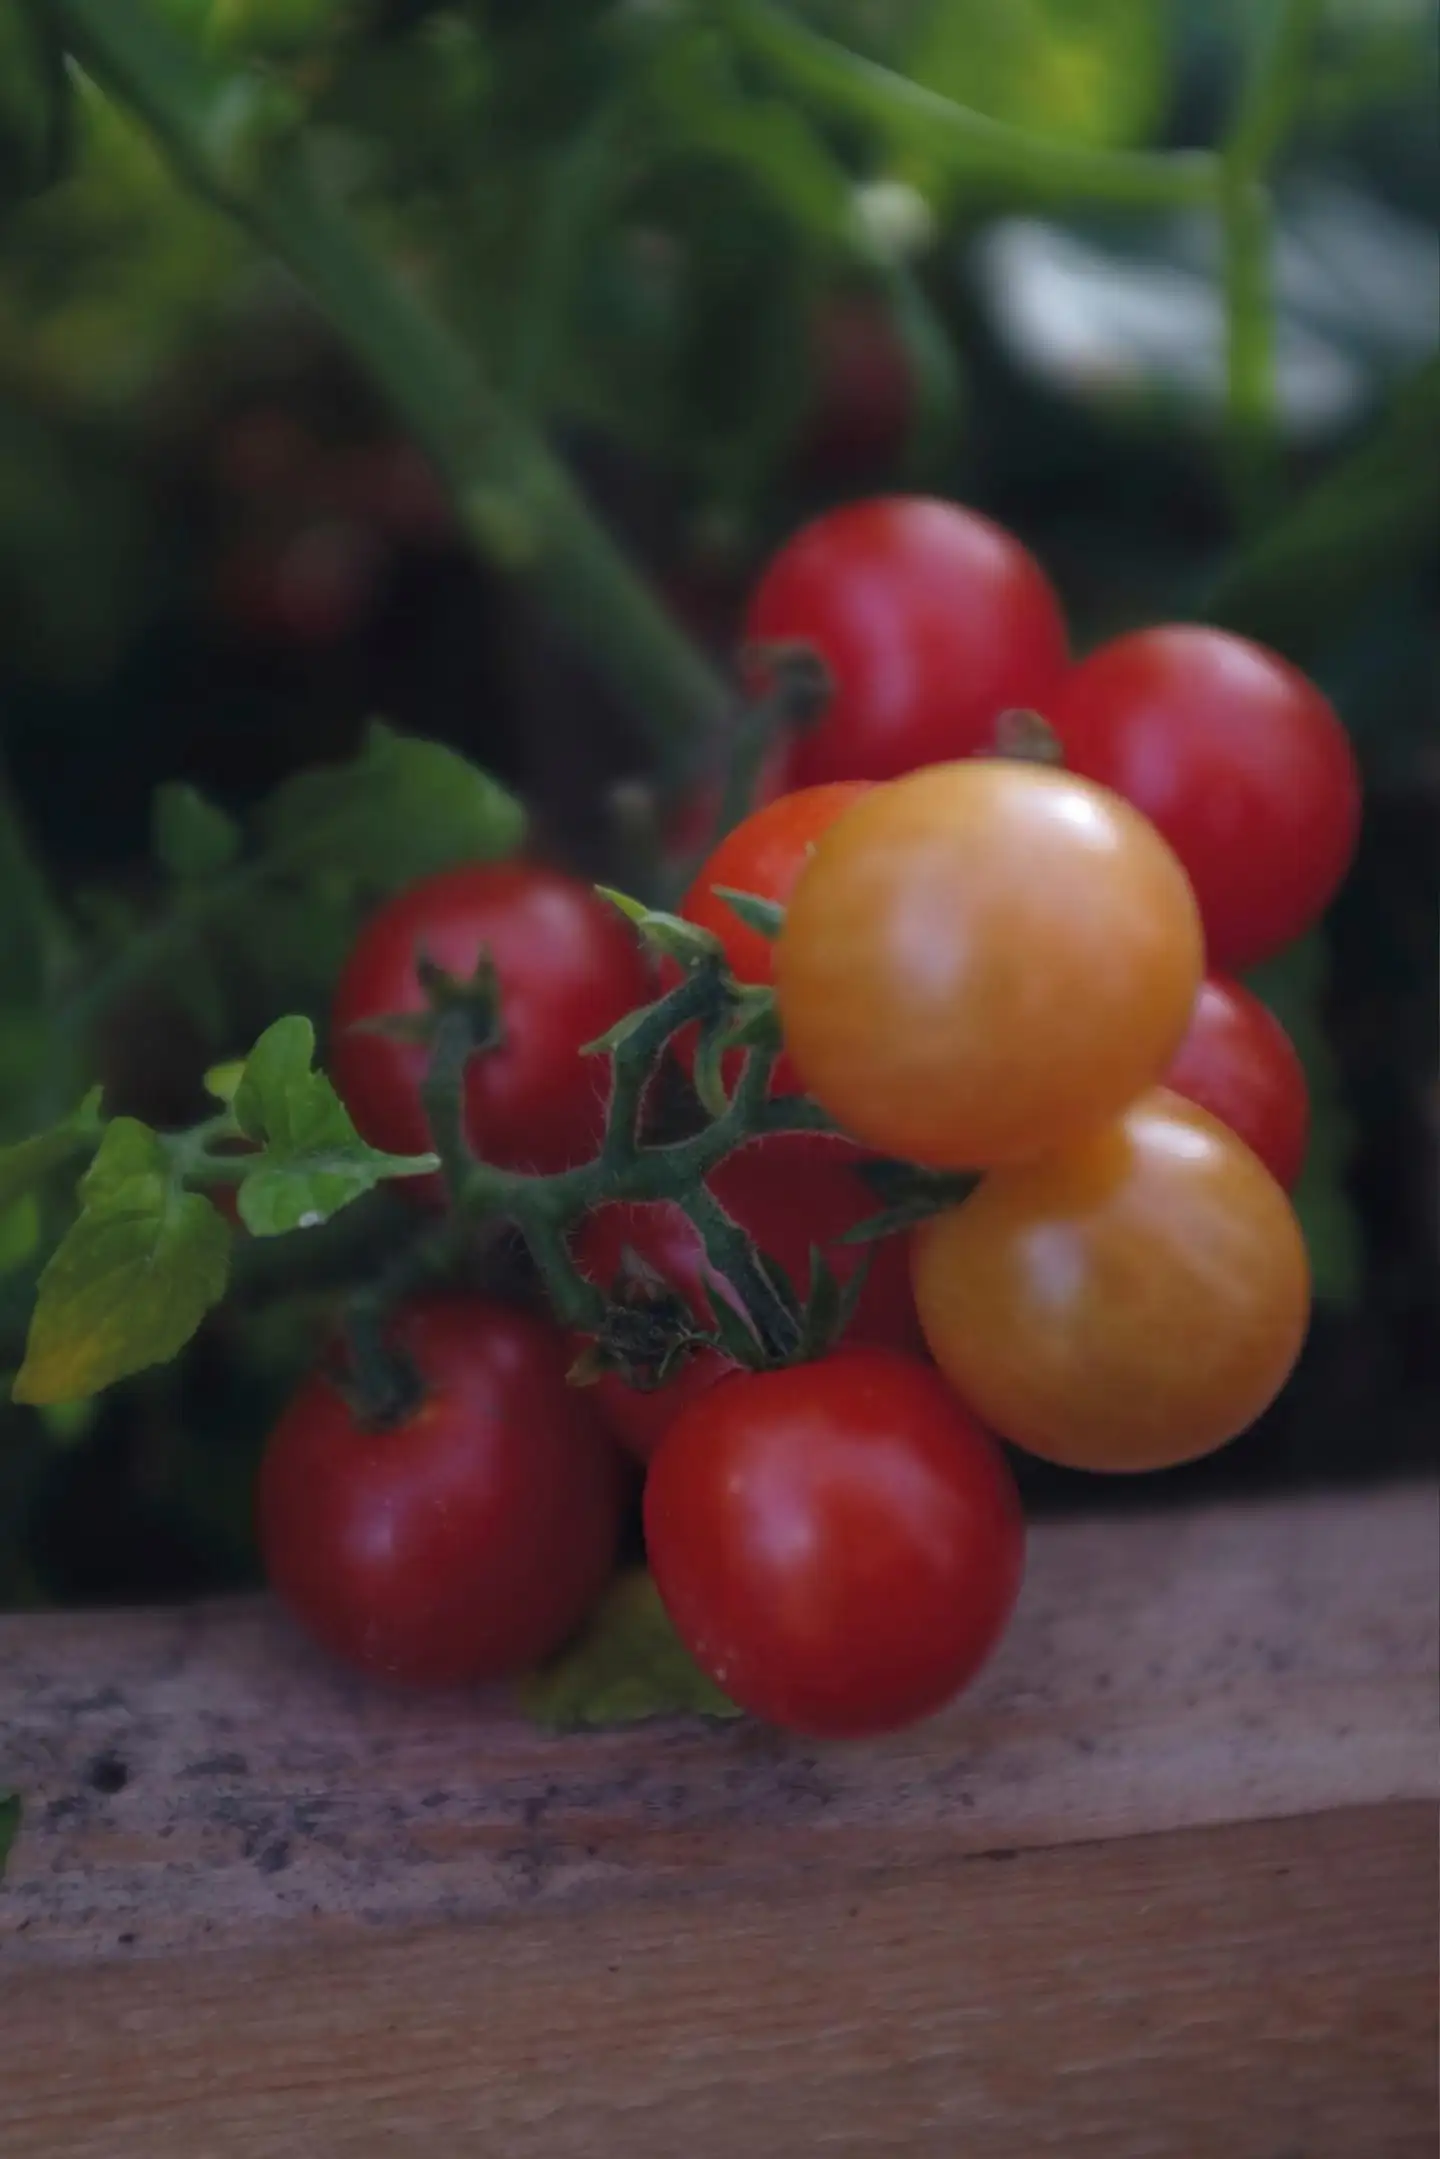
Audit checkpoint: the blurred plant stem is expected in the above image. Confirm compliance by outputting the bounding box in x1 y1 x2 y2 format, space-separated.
1218 175 1277 534
41 0 728 785
1219 0 1326 533
724 1 1218 210
0 757 75 996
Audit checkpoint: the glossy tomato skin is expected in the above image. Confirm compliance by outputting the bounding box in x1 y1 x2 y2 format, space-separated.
644 1348 1024 1738
912 1090 1311 1474
1047 626 1361 970
330 863 650 1186
746 497 1068 789
259 1298 626 1685
1164 975 1309 1190
673 781 872 1095
681 782 874 982
570 1133 925 1461
776 761 1203 1169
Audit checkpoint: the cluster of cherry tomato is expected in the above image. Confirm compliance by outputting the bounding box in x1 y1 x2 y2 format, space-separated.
259 496 1360 1741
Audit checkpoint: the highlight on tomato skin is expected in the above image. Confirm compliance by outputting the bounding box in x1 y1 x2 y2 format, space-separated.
1164 974 1310 1191
745 496 1069 790
774 758 1204 1170
910 1089 1312 1475
644 1346 1025 1740
1045 623 1361 971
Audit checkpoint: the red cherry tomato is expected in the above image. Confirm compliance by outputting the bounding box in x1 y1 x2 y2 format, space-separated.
331 863 651 1187
796 294 914 478
570 1132 926 1460
745 497 1068 790
1164 975 1309 1189
213 522 386 649
671 781 871 1095
1046 625 1361 969
645 1347 1024 1738
330 440 454 543
258 1298 626 1685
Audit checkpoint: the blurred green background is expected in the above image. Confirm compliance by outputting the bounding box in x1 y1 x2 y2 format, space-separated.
0 0 1435 1606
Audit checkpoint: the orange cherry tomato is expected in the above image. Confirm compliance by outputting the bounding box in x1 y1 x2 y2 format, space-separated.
911 1090 1311 1472
775 761 1204 1168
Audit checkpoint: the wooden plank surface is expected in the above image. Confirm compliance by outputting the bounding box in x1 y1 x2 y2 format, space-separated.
2 1804 1434 2159
0 1485 1435 2158
1 1484 1435 1967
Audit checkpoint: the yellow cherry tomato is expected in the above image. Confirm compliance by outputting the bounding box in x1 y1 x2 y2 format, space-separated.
774 760 1203 1168
911 1090 1311 1472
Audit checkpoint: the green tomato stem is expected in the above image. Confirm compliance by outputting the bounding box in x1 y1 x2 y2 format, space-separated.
1218 0 1325 534
725 0 1218 210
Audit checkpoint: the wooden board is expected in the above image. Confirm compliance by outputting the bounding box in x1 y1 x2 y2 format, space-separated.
1 1484 1436 2156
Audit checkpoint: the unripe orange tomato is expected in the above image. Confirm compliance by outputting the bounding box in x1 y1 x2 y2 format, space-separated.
911 1090 1311 1472
774 761 1204 1168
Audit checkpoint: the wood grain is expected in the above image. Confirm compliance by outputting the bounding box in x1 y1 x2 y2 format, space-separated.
2 1485 1435 1967
1 1806 1433 2159
0 1486 1435 2157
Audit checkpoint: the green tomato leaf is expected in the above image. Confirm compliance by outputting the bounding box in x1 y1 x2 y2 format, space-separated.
0 1089 104 1218
0 1791 20 1882
596 889 722 969
899 0 1165 183
152 780 243 881
231 1014 332 1146
712 886 785 941
79 1113 168 1207
519 1572 741 1732
0 1192 39 1276
231 1015 436 1234
260 721 527 895
203 1059 246 1105
14 1118 231 1405
797 1242 872 1358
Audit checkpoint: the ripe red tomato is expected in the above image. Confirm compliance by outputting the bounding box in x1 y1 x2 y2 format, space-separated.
672 781 871 1095
776 760 1203 1169
1164 975 1309 1190
911 1090 1311 1473
1046 625 1361 969
796 294 913 478
570 1132 926 1460
213 522 386 649
745 497 1068 789
644 1347 1024 1738
258 1298 626 1685
331 863 650 1186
